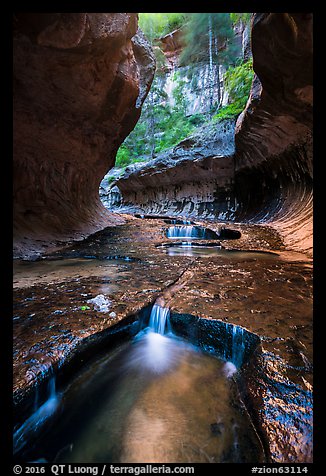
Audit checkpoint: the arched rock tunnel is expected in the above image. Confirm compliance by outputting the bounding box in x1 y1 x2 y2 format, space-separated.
13 13 312 257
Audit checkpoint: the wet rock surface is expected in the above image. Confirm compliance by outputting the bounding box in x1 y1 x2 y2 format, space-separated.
13 11 313 465
13 214 312 462
165 249 312 463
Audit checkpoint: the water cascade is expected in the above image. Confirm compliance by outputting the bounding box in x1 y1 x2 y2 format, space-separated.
13 374 60 454
167 225 196 238
130 303 178 374
13 308 265 463
164 219 193 225
231 325 246 369
148 303 171 335
166 225 219 239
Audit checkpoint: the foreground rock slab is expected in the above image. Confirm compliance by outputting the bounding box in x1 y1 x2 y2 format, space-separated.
13 215 312 463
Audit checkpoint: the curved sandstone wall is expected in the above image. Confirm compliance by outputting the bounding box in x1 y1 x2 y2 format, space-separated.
234 13 313 256
13 13 155 257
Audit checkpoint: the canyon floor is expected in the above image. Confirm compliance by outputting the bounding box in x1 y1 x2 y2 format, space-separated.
13 213 313 463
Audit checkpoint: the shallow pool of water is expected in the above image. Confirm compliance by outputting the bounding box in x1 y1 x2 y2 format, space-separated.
13 258 132 288
15 328 264 463
161 245 279 260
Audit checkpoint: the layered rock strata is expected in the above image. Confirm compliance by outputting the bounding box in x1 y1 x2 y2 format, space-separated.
13 13 155 257
114 120 236 218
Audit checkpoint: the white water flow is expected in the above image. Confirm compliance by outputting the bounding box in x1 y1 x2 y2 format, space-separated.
13 375 60 454
167 225 200 239
231 325 245 369
148 304 171 335
128 304 178 374
15 305 265 463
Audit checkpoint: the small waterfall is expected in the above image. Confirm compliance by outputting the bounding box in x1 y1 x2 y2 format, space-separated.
169 219 192 225
47 374 56 399
166 225 217 239
13 374 60 454
124 304 177 374
231 325 245 369
148 304 171 335
167 225 196 238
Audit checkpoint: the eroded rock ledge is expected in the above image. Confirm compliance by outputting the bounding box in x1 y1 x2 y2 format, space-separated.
13 13 155 258
112 13 313 256
116 120 236 218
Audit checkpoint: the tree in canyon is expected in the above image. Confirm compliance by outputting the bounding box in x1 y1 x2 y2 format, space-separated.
180 13 241 114
115 13 249 167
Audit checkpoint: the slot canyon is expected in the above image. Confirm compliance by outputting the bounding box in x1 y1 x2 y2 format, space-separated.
13 13 313 465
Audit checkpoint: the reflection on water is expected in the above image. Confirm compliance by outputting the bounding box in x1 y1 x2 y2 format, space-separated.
17 327 264 463
163 245 279 259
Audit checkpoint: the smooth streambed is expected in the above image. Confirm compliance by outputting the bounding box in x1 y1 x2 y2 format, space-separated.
15 327 264 463
13 257 133 288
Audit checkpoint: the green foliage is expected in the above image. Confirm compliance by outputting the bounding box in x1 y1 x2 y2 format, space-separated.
171 71 188 114
212 103 244 121
224 59 253 104
139 13 187 41
213 59 254 120
164 13 187 32
188 114 206 126
153 46 168 73
113 13 253 167
230 13 251 25
115 145 130 167
115 69 207 166
154 110 196 153
180 13 240 67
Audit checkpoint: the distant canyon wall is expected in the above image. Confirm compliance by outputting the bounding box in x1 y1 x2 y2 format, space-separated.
114 120 236 219
155 22 250 116
13 13 155 256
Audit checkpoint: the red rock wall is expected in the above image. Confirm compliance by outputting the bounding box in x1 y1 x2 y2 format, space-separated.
13 13 155 257
235 13 313 256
